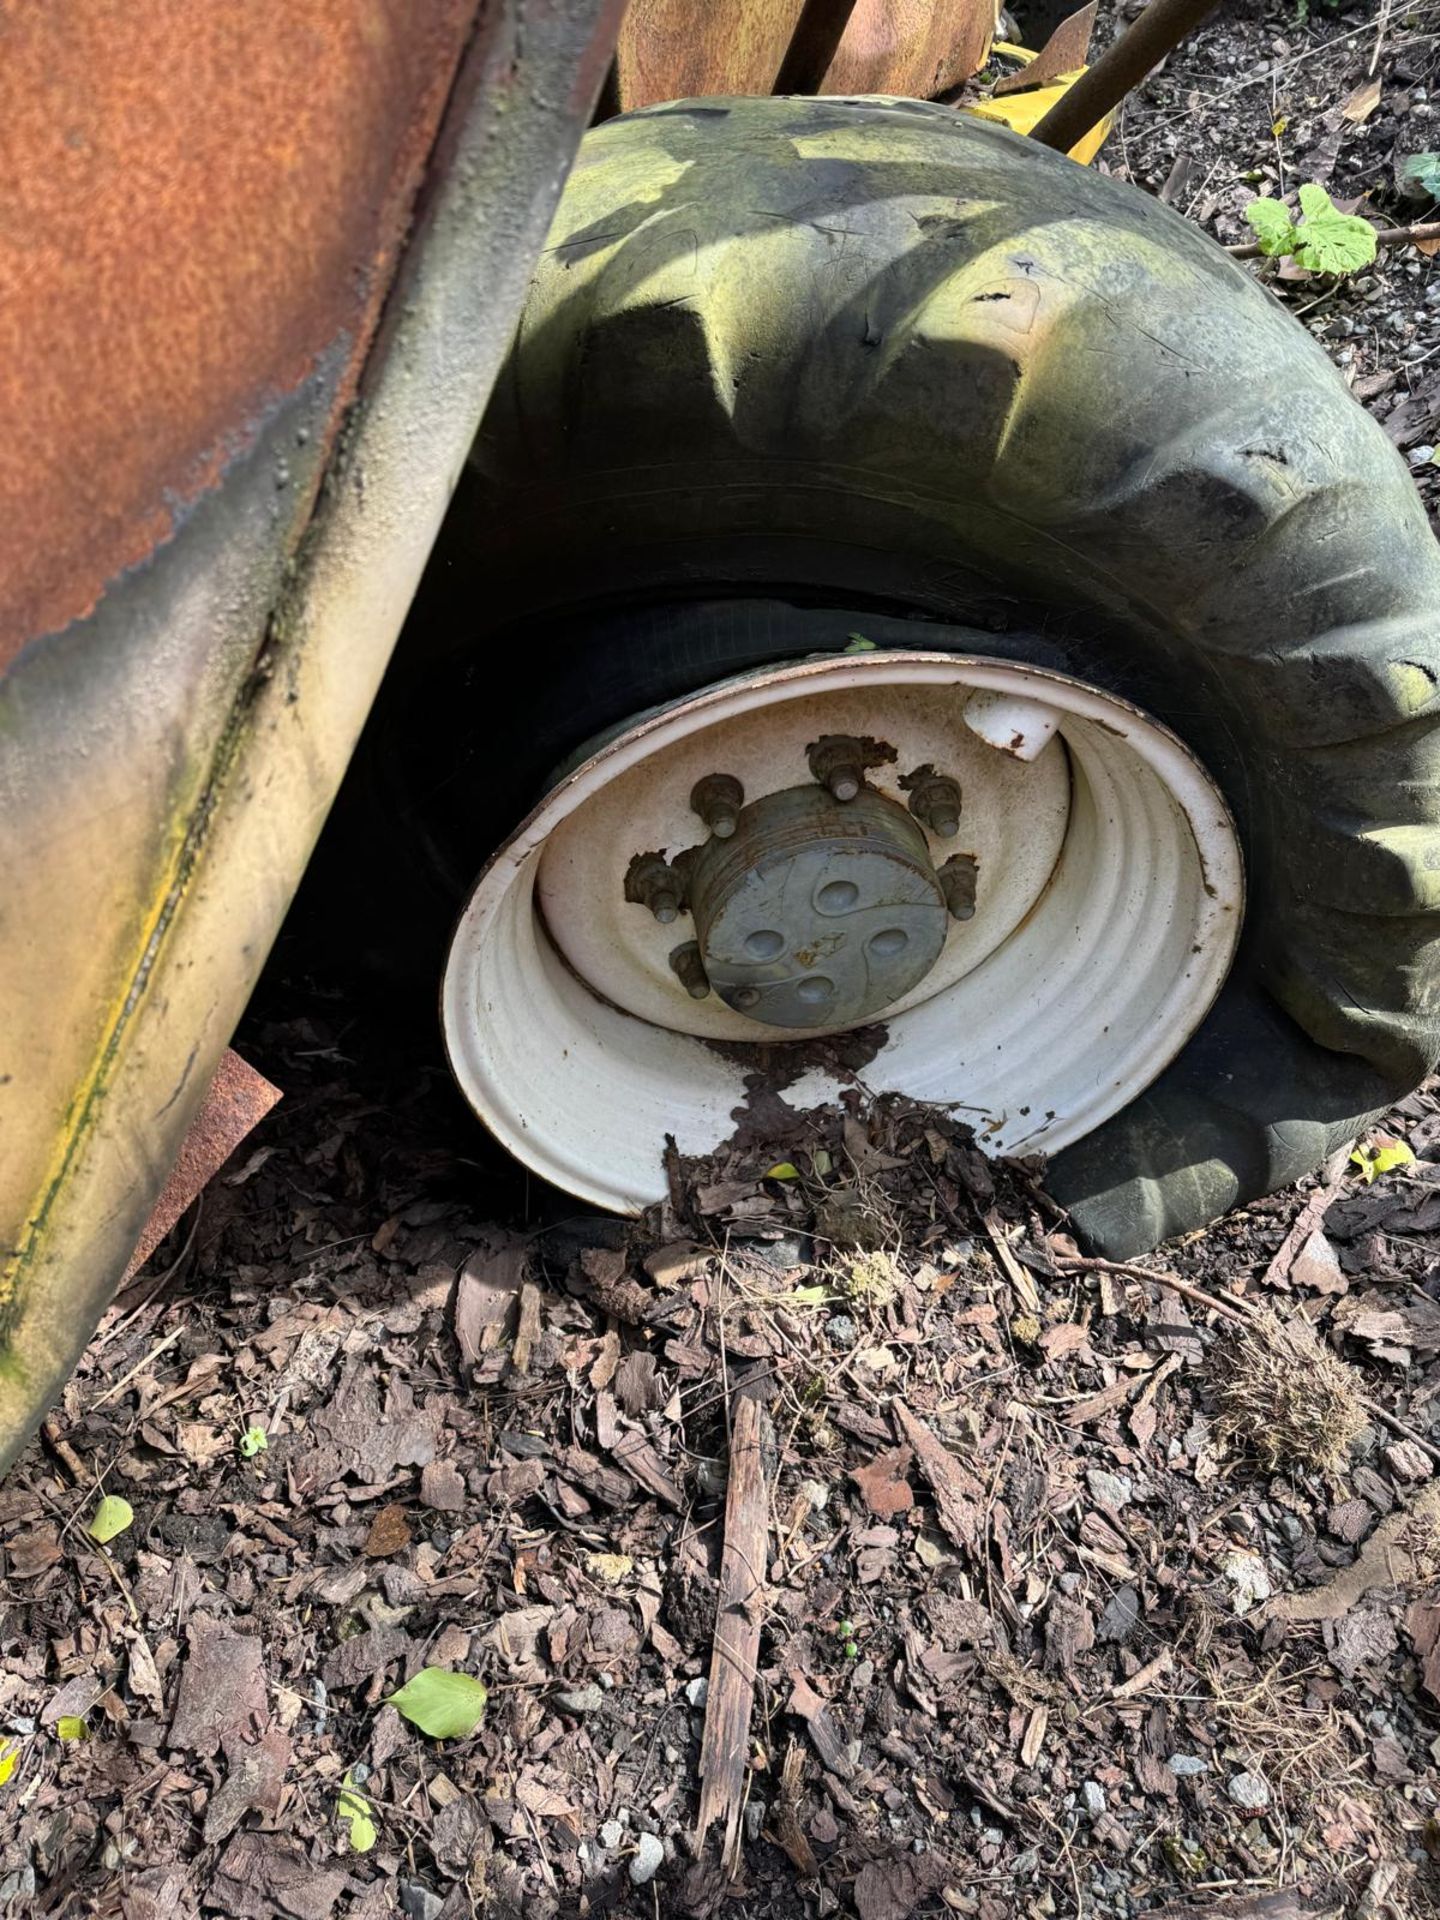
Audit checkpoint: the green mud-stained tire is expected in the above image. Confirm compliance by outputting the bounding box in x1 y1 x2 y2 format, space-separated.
416 96 1440 1255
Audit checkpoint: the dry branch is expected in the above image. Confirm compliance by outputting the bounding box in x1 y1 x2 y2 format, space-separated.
695 1391 770 1871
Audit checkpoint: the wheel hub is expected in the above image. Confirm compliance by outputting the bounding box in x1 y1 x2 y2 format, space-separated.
442 647 1245 1216
688 784 948 1028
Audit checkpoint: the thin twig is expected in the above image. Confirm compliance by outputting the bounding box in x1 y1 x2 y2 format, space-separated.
90 1324 186 1409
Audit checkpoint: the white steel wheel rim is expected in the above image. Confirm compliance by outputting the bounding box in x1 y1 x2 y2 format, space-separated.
442 652 1244 1211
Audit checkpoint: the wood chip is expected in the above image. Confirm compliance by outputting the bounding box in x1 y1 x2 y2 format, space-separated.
362 1502 411 1558
893 1401 985 1555
983 1210 1041 1312
453 1236 526 1367
1019 1703 1048 1767
1342 76 1382 123
849 1445 915 1519
695 1393 770 1871
789 1672 853 1779
511 1281 544 1375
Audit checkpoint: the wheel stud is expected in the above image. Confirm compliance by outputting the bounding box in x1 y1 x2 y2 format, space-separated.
691 772 744 838
731 985 761 1011
624 851 685 924
669 941 711 999
904 768 962 839
807 733 894 803
938 852 979 921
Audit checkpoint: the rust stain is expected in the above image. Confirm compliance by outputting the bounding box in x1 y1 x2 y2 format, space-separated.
0 0 476 668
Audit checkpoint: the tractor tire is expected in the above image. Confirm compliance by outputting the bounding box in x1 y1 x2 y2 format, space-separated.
383 94 1440 1257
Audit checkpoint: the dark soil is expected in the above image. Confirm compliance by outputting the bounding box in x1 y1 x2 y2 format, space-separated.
6 7 1440 1920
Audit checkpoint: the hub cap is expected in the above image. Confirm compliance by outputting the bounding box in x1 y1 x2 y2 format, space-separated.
690 785 947 1028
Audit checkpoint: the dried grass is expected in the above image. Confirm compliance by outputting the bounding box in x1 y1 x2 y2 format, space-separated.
1210 1304 1366 1475
1206 1654 1345 1795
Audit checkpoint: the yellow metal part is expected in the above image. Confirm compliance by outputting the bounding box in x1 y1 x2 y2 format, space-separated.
965 43 1111 164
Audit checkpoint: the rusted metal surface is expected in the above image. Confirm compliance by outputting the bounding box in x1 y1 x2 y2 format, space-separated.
124 1052 281 1280
615 0 995 109
0 0 624 1475
823 0 995 97
772 0 861 94
0 0 474 667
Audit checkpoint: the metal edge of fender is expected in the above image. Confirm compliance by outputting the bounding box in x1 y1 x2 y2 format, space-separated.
0 0 626 1476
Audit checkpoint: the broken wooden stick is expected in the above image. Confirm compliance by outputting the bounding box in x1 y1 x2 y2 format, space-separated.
695 1391 771 1872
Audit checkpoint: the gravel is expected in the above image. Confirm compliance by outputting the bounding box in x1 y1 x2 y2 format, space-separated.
629 1832 665 1885
1228 1771 1271 1811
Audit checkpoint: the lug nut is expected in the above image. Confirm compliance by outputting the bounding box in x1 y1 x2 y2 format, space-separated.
806 733 896 804
731 985 761 1011
691 773 744 839
624 851 685 924
669 941 711 999
904 769 962 839
938 852 979 921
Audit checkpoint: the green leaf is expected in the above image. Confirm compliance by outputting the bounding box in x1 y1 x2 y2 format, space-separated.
1292 184 1377 275
786 1284 829 1306
0 1741 18 1788
1244 197 1298 257
239 1427 268 1459
764 1161 801 1181
386 1668 488 1740
1351 1138 1416 1184
56 1717 88 1743
337 1773 377 1853
811 1148 834 1177
1399 152 1440 202
843 633 877 653
88 1495 133 1545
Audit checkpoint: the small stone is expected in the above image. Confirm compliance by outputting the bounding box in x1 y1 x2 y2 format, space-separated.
685 1677 709 1708
1168 1754 1208 1777
600 1820 624 1850
1220 1549 1272 1614
399 1883 443 1920
553 1684 606 1714
1410 444 1437 468
826 1314 858 1350
630 1832 665 1886
1081 1781 1107 1817
1085 1470 1133 1511
1228 1771 1270 1811
1097 1586 1140 1644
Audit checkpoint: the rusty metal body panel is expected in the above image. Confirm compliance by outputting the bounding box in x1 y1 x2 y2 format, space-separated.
615 0 998 109
0 0 623 1473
